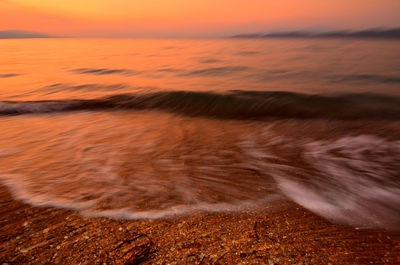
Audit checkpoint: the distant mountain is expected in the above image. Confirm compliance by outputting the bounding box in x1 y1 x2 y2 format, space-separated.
0 30 53 39
232 28 400 39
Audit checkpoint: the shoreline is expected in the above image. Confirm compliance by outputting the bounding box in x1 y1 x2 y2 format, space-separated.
1 185 399 264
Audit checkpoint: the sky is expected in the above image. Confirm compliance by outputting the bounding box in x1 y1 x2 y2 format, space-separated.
1 0 400 37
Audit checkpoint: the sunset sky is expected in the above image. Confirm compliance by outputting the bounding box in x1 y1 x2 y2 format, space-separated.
1 0 399 37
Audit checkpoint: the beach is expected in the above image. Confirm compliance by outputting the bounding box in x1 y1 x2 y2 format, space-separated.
1 185 399 264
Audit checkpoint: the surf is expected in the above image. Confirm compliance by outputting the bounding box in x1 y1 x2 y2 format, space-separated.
1 91 399 120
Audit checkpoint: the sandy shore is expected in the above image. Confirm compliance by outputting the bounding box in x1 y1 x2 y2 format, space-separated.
0 186 399 264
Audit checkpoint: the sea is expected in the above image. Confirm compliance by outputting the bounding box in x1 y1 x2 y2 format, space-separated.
0 38 399 230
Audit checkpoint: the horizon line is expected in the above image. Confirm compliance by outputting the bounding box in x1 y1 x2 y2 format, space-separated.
1 27 400 39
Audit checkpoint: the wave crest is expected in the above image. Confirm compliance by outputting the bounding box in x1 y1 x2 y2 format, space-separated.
0 91 400 120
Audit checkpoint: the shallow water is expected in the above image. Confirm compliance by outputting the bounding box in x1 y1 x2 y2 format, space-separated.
0 38 399 229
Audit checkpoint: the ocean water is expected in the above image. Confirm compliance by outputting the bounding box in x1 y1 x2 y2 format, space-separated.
0 38 399 229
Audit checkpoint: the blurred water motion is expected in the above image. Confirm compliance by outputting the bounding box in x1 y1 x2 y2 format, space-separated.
0 38 399 229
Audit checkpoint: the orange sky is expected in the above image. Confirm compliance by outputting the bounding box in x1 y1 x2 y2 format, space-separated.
1 0 399 37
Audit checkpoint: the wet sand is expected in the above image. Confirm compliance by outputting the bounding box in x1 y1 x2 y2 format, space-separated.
0 186 399 264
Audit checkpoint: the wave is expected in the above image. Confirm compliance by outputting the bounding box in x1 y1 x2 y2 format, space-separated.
1 117 399 228
0 73 20 78
330 74 400 84
71 68 140 76
0 91 400 120
241 133 400 229
273 136 400 229
179 66 249 77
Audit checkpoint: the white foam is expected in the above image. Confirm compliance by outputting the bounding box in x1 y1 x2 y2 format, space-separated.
276 135 400 229
0 118 280 220
0 173 281 219
1 116 399 229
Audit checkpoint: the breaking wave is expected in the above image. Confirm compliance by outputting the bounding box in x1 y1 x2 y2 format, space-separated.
1 91 399 120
